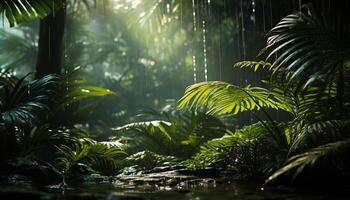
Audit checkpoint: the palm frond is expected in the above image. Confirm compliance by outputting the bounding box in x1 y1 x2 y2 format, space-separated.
265 12 350 90
100 140 126 149
0 0 64 27
114 102 229 158
178 81 279 115
141 103 229 145
289 120 350 155
234 61 272 72
270 84 337 121
234 60 340 119
112 120 172 141
56 143 90 172
67 0 96 12
57 141 127 175
0 74 59 127
266 139 350 186
87 143 127 175
123 0 181 47
23 126 92 152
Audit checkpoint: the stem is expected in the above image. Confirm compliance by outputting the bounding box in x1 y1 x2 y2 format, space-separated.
337 64 344 117
242 89 288 149
250 111 280 145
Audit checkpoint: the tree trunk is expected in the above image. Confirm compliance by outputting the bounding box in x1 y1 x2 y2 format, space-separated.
35 6 65 79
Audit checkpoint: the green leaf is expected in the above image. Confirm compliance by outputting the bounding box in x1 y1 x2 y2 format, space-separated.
266 139 350 185
178 81 279 115
0 0 64 27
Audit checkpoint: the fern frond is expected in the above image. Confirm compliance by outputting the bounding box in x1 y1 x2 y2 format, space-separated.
186 122 282 175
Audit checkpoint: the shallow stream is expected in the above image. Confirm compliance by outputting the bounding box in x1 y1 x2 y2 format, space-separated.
1 180 348 200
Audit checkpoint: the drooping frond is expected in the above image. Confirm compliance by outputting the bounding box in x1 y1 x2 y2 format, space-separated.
0 0 64 26
266 139 350 186
178 81 279 115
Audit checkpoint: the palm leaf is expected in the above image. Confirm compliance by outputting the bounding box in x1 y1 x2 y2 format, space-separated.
265 12 350 90
178 81 279 115
87 143 127 175
68 0 96 12
0 74 59 127
127 104 230 158
57 141 127 175
64 85 116 105
234 61 272 72
112 120 172 141
0 31 37 71
0 0 64 27
289 120 350 155
56 143 90 172
58 68 116 108
124 0 181 47
266 139 350 186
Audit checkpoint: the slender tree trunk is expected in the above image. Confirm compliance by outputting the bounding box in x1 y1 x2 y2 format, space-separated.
35 6 66 79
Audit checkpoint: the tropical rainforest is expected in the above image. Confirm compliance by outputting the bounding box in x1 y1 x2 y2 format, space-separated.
0 0 350 199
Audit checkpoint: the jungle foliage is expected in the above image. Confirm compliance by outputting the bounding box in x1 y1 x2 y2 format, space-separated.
179 3 350 186
0 0 349 189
